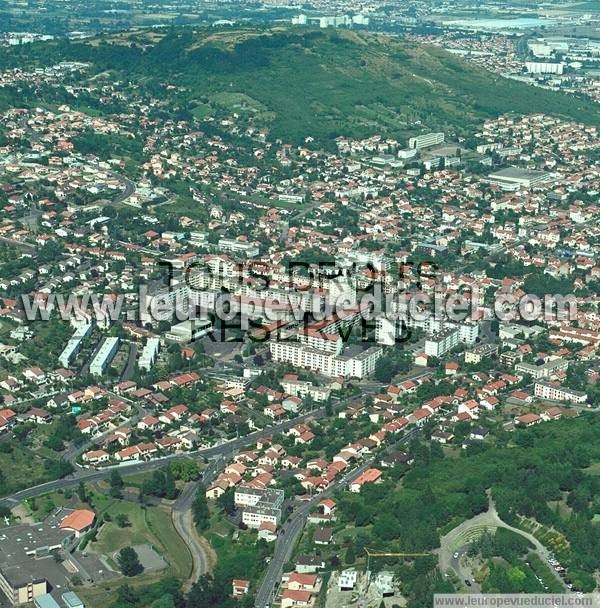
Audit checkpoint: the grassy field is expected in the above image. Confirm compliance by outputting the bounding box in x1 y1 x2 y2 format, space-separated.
584 462 600 476
90 499 191 579
24 490 71 521
16 482 192 608
76 497 191 608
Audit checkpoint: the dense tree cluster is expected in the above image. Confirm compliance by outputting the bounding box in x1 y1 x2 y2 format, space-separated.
337 416 600 597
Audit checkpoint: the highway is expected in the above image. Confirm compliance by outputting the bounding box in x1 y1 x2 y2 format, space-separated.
253 426 421 608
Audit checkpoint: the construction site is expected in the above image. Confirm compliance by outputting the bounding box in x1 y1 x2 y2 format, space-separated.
323 549 430 608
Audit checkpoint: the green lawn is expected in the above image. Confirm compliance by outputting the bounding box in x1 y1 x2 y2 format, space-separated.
26 491 70 520
90 499 191 579
146 507 192 578
583 462 600 476
76 499 192 608
191 102 213 119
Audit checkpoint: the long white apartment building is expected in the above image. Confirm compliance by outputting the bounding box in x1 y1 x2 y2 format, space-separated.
189 257 359 306
515 358 569 380
377 308 479 348
218 238 260 258
408 132 444 150
525 62 564 74
269 341 382 379
298 328 344 354
406 313 479 344
89 337 120 376
188 269 328 313
534 381 587 404
280 378 331 402
344 250 391 272
58 320 93 368
425 327 460 358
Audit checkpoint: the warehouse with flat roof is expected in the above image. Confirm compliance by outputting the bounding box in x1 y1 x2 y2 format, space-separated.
0 508 93 605
487 167 552 189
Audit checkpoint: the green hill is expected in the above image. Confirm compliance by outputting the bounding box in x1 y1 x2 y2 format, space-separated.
5 27 599 143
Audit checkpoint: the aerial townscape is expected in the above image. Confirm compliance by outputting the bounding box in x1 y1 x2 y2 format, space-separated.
0 1 599 608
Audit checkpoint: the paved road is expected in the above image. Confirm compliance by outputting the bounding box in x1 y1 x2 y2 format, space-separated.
112 173 136 204
120 342 137 382
0 236 36 251
439 496 568 592
0 366 431 508
449 547 481 592
0 369 429 605
254 427 420 608
172 458 223 591
0 400 345 509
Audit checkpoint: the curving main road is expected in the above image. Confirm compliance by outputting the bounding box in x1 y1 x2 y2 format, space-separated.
171 459 223 590
253 426 421 608
0 407 327 508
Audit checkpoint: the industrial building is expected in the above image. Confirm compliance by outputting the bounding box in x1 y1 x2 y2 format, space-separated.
487 167 552 190
61 592 84 608
164 319 213 343
217 238 260 258
0 509 94 605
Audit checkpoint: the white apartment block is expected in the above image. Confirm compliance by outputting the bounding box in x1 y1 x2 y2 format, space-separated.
138 338 160 372
515 358 569 380
408 132 444 150
234 487 285 529
525 62 564 75
89 337 120 376
218 238 259 258
188 271 326 314
58 321 93 368
299 330 343 354
280 379 331 402
424 327 459 357
456 322 479 345
375 317 404 346
269 341 382 379
534 382 587 404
